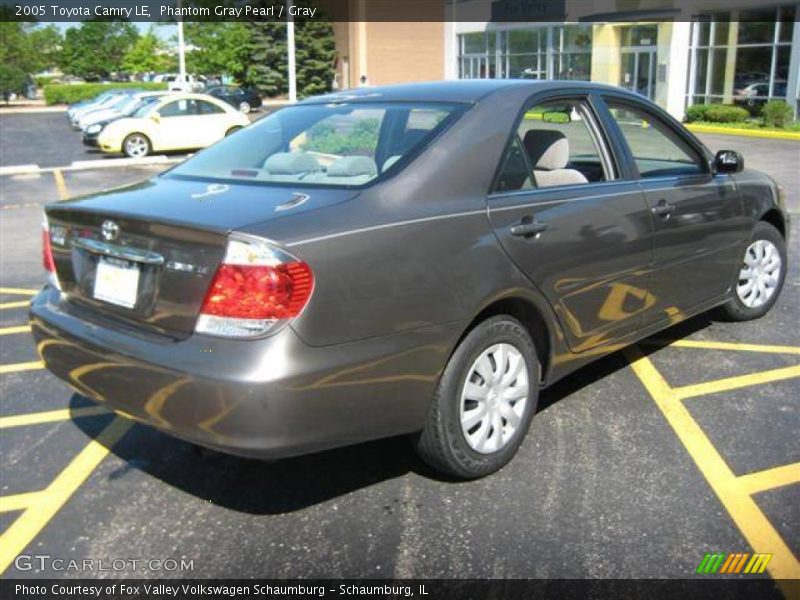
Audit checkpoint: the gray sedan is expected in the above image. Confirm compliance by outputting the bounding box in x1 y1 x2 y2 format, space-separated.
32 81 789 478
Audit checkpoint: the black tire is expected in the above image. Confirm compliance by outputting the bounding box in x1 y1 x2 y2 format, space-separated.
225 126 243 137
122 133 151 158
414 315 540 479
717 221 786 321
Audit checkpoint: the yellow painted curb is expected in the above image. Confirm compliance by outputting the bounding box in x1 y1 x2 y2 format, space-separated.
686 124 800 141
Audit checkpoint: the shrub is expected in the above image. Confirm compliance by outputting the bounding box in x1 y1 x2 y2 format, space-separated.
0 65 27 103
43 82 167 105
684 104 710 122
703 104 749 123
761 100 794 128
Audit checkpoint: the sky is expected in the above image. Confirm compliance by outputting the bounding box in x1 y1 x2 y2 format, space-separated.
55 22 175 40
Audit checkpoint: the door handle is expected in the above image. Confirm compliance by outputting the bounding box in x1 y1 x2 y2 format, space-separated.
651 199 675 218
510 219 548 238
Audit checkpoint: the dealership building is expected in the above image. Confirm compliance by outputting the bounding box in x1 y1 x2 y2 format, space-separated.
334 0 800 120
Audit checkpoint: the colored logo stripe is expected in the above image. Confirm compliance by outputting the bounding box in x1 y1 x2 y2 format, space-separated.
697 553 772 574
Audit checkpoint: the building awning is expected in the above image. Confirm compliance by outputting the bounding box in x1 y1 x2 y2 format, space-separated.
578 8 681 23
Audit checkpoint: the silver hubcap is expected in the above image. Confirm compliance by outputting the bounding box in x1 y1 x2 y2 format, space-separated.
240 102 250 113
125 136 148 158
737 239 781 308
460 343 529 454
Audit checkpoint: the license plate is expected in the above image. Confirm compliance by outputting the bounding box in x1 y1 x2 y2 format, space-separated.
93 257 140 308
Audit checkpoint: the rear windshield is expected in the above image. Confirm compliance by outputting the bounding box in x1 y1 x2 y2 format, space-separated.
168 101 466 187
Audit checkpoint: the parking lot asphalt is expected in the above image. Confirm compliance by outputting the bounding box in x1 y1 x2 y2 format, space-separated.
0 113 798 585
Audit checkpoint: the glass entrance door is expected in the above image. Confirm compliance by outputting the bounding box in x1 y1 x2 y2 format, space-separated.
621 49 656 99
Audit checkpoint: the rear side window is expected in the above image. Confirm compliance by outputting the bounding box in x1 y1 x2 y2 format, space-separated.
198 100 225 115
493 97 612 192
605 100 706 178
159 100 196 118
168 102 466 188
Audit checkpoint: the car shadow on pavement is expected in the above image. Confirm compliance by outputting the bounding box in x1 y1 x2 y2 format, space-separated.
70 313 714 514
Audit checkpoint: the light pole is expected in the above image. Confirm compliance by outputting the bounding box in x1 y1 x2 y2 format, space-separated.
177 18 187 86
287 0 297 102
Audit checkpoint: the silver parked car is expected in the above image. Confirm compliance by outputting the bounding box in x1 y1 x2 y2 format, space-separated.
33 81 789 478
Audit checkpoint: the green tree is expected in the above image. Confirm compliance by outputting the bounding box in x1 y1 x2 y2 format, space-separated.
245 21 286 96
184 22 250 80
27 25 63 73
245 0 335 98
0 22 38 74
0 64 27 103
60 21 139 79
122 30 173 74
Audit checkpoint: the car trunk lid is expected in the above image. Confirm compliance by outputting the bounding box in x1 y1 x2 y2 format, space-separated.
45 175 356 339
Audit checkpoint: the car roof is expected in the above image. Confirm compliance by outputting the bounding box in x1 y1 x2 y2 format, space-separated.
300 80 635 105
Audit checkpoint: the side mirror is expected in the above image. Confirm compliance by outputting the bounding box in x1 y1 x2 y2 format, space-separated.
150 112 161 124
714 150 744 174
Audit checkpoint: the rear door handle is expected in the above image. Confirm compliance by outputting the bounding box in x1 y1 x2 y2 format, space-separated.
651 199 675 217
510 220 548 237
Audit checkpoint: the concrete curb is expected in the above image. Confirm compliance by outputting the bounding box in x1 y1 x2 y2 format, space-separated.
686 124 800 141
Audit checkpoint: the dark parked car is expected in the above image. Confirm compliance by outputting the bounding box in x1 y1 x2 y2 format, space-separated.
32 81 789 478
206 85 263 114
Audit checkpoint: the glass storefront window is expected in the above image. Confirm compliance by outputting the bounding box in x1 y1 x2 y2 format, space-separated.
622 25 658 47
457 24 591 82
688 5 796 111
462 33 486 54
778 6 796 42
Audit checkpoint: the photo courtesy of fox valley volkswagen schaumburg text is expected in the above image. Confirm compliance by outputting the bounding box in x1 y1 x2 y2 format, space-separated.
0 0 798 597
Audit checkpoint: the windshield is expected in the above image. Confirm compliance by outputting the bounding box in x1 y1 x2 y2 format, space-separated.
124 97 160 117
168 101 466 187
132 99 160 118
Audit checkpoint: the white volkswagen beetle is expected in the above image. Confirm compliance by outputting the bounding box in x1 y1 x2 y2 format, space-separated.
96 93 251 158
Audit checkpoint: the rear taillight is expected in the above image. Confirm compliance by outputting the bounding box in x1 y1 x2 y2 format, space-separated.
42 218 61 290
196 236 314 338
42 222 55 272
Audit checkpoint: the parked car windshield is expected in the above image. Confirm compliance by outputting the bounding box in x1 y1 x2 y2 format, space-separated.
124 97 160 117
167 101 466 187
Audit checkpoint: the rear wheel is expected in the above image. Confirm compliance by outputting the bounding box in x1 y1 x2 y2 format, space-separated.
414 315 539 479
238 101 251 114
226 126 243 137
122 133 151 158
718 221 786 321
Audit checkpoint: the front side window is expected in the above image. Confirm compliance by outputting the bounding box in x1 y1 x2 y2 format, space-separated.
168 102 465 188
606 100 705 178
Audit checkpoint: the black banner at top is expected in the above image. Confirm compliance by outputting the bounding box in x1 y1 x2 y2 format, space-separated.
0 0 788 23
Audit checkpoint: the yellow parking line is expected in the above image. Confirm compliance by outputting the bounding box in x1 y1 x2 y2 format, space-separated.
0 288 37 296
0 325 31 336
626 347 800 583
0 416 132 575
0 301 30 310
658 339 800 355
737 462 800 496
0 361 44 375
0 491 47 513
53 169 69 200
0 406 109 429
673 365 800 400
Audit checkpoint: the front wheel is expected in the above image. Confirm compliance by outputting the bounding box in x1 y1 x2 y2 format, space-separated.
718 221 786 321
238 101 251 114
122 133 151 158
414 315 539 479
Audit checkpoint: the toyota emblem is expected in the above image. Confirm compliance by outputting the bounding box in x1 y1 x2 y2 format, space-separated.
101 220 120 242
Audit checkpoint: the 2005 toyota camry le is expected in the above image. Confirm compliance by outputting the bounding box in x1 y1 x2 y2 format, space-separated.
32 81 789 478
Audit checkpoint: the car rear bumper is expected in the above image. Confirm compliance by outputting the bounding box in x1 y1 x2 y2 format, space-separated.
30 286 460 459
